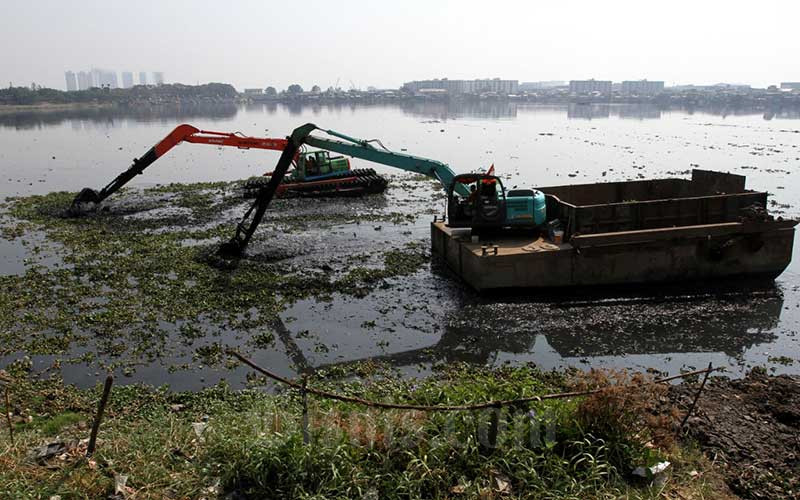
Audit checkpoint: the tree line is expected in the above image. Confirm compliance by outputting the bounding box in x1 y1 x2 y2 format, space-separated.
0 83 239 105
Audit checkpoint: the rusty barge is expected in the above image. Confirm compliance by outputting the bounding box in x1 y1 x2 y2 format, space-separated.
431 170 797 291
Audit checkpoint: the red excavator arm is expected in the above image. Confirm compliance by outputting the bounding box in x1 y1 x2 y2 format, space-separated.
70 124 289 213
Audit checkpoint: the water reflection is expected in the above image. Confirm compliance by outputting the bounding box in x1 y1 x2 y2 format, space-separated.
4 101 800 132
398 100 519 120
304 285 784 374
567 103 611 120
0 102 238 130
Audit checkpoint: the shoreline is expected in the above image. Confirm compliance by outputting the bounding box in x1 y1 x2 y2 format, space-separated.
0 102 116 114
2 364 795 498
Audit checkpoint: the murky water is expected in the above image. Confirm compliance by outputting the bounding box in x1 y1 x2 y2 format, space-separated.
2 101 800 389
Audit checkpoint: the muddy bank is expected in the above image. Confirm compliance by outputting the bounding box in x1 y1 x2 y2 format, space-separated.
673 369 800 499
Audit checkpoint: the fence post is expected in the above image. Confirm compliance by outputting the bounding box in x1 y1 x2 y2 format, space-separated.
301 377 310 445
488 406 500 449
4 386 13 445
87 375 113 457
681 362 713 429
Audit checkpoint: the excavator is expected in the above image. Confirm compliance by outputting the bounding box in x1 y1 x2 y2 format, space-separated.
215 123 546 255
69 124 387 214
71 123 547 256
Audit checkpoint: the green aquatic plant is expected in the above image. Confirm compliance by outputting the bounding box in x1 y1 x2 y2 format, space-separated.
0 182 429 375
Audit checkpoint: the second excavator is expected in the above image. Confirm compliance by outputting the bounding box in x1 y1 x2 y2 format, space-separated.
69 124 388 214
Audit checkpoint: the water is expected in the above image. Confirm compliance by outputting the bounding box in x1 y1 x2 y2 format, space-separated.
1 101 800 389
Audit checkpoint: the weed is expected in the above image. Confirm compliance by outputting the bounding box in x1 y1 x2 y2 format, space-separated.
0 365 726 499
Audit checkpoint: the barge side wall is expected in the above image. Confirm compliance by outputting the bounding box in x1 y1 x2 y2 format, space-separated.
431 222 795 291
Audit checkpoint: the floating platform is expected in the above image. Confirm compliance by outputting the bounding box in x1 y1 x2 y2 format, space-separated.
431 170 797 291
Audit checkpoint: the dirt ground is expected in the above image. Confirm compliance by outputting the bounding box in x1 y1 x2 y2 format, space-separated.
672 368 800 499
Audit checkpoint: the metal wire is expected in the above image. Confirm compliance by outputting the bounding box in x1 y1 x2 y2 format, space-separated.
227 349 718 412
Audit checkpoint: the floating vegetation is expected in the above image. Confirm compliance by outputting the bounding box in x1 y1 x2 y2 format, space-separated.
0 181 431 378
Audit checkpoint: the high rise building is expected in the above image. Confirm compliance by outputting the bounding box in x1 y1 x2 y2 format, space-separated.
121 72 134 89
77 71 92 90
519 81 566 91
89 68 118 89
781 82 800 91
402 78 518 95
621 80 664 95
569 79 613 94
90 68 104 88
64 71 77 91
139 72 148 85
153 72 164 85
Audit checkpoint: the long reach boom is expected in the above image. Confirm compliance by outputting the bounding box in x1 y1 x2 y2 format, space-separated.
220 123 468 255
70 125 288 214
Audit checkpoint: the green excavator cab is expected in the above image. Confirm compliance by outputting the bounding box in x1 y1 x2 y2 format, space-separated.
293 151 351 180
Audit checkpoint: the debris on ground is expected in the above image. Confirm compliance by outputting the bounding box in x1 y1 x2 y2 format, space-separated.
671 368 800 499
27 440 84 464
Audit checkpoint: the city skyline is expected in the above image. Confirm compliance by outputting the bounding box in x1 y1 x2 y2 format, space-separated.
51 72 792 95
62 68 165 90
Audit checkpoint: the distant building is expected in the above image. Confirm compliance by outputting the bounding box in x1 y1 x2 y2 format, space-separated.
153 72 164 85
569 79 612 94
781 82 800 90
121 72 134 89
90 68 104 88
77 71 92 90
64 71 77 91
519 81 566 91
402 78 518 95
670 84 742 92
90 68 118 89
711 83 751 91
243 88 263 95
621 80 665 95
139 72 148 86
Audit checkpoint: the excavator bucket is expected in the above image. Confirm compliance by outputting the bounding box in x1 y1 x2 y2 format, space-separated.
66 124 300 217
67 124 202 216
69 187 104 215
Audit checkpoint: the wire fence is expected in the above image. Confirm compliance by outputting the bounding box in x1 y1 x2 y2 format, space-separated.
0 350 717 455
227 350 718 412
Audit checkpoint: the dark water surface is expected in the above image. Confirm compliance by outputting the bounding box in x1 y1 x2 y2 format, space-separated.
1 101 800 390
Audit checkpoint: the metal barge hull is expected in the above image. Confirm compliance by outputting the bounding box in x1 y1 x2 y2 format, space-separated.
431 170 797 291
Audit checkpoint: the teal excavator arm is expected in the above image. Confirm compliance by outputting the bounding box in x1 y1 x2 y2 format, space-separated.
220 123 469 256
305 128 470 198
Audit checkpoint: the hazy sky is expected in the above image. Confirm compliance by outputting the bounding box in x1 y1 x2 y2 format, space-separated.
2 0 798 91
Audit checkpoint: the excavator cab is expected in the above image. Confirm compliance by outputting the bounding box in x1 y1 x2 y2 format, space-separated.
447 173 546 230
448 174 505 228
294 151 351 181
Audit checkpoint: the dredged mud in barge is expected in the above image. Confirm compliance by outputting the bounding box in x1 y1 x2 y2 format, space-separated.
432 170 797 291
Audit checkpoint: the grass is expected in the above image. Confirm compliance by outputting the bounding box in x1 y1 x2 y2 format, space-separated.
0 364 734 499
19 411 84 436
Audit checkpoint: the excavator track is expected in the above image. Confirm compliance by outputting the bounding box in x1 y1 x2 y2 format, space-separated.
242 168 388 199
